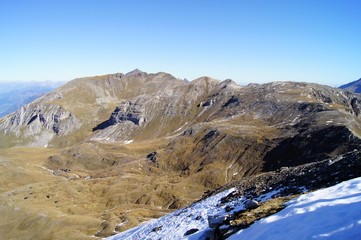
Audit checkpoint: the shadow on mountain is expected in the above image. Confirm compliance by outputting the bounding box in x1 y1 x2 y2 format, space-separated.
263 126 361 171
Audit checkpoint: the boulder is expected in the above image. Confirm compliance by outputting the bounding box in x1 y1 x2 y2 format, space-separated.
244 199 259 210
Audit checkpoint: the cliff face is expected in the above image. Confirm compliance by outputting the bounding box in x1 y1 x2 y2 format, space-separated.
0 103 81 146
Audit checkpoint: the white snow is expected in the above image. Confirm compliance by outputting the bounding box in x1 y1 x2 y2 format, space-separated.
291 115 301 124
106 188 241 240
123 140 133 144
171 122 189 134
35 164 54 174
228 177 361 240
256 187 285 202
105 177 361 240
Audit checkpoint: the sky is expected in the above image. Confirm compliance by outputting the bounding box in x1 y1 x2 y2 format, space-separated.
0 0 360 86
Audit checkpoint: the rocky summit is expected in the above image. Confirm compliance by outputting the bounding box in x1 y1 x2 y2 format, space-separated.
1 70 361 239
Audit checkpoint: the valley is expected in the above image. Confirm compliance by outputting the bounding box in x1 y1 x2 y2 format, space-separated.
0 141 211 239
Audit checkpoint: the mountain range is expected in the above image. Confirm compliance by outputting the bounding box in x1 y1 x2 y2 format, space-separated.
0 70 360 239
0 81 64 118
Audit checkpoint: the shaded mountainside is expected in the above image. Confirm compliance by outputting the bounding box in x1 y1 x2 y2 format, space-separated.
340 78 361 93
155 82 361 187
1 71 361 239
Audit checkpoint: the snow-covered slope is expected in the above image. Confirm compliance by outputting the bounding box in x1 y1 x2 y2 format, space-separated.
229 177 361 240
106 177 361 240
106 188 243 240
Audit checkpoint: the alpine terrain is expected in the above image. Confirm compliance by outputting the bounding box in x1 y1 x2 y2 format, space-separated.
0 70 360 239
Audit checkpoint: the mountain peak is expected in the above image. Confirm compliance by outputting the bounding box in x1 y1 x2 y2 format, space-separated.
125 69 146 76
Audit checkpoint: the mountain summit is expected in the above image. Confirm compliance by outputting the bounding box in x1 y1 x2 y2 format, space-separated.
125 68 145 76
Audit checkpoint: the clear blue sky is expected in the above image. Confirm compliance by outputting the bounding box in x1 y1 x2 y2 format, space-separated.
0 0 360 86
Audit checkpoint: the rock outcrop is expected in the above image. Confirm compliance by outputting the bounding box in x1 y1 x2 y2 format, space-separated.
93 100 145 131
0 103 81 147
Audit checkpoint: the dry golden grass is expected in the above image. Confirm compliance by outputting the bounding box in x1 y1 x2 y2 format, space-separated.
230 196 296 228
0 143 209 239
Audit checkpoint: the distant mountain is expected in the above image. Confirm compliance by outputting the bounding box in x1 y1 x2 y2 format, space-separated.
339 78 361 93
0 81 64 117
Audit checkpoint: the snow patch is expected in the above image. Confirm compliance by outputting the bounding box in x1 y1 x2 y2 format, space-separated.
228 177 361 240
106 188 240 240
256 187 285 202
291 115 301 124
172 122 189 134
123 140 133 144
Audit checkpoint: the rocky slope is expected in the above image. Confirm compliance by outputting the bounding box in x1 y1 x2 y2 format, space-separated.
152 82 361 192
0 70 219 147
1 71 361 239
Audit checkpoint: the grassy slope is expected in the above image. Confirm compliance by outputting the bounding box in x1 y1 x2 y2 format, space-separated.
0 142 211 239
